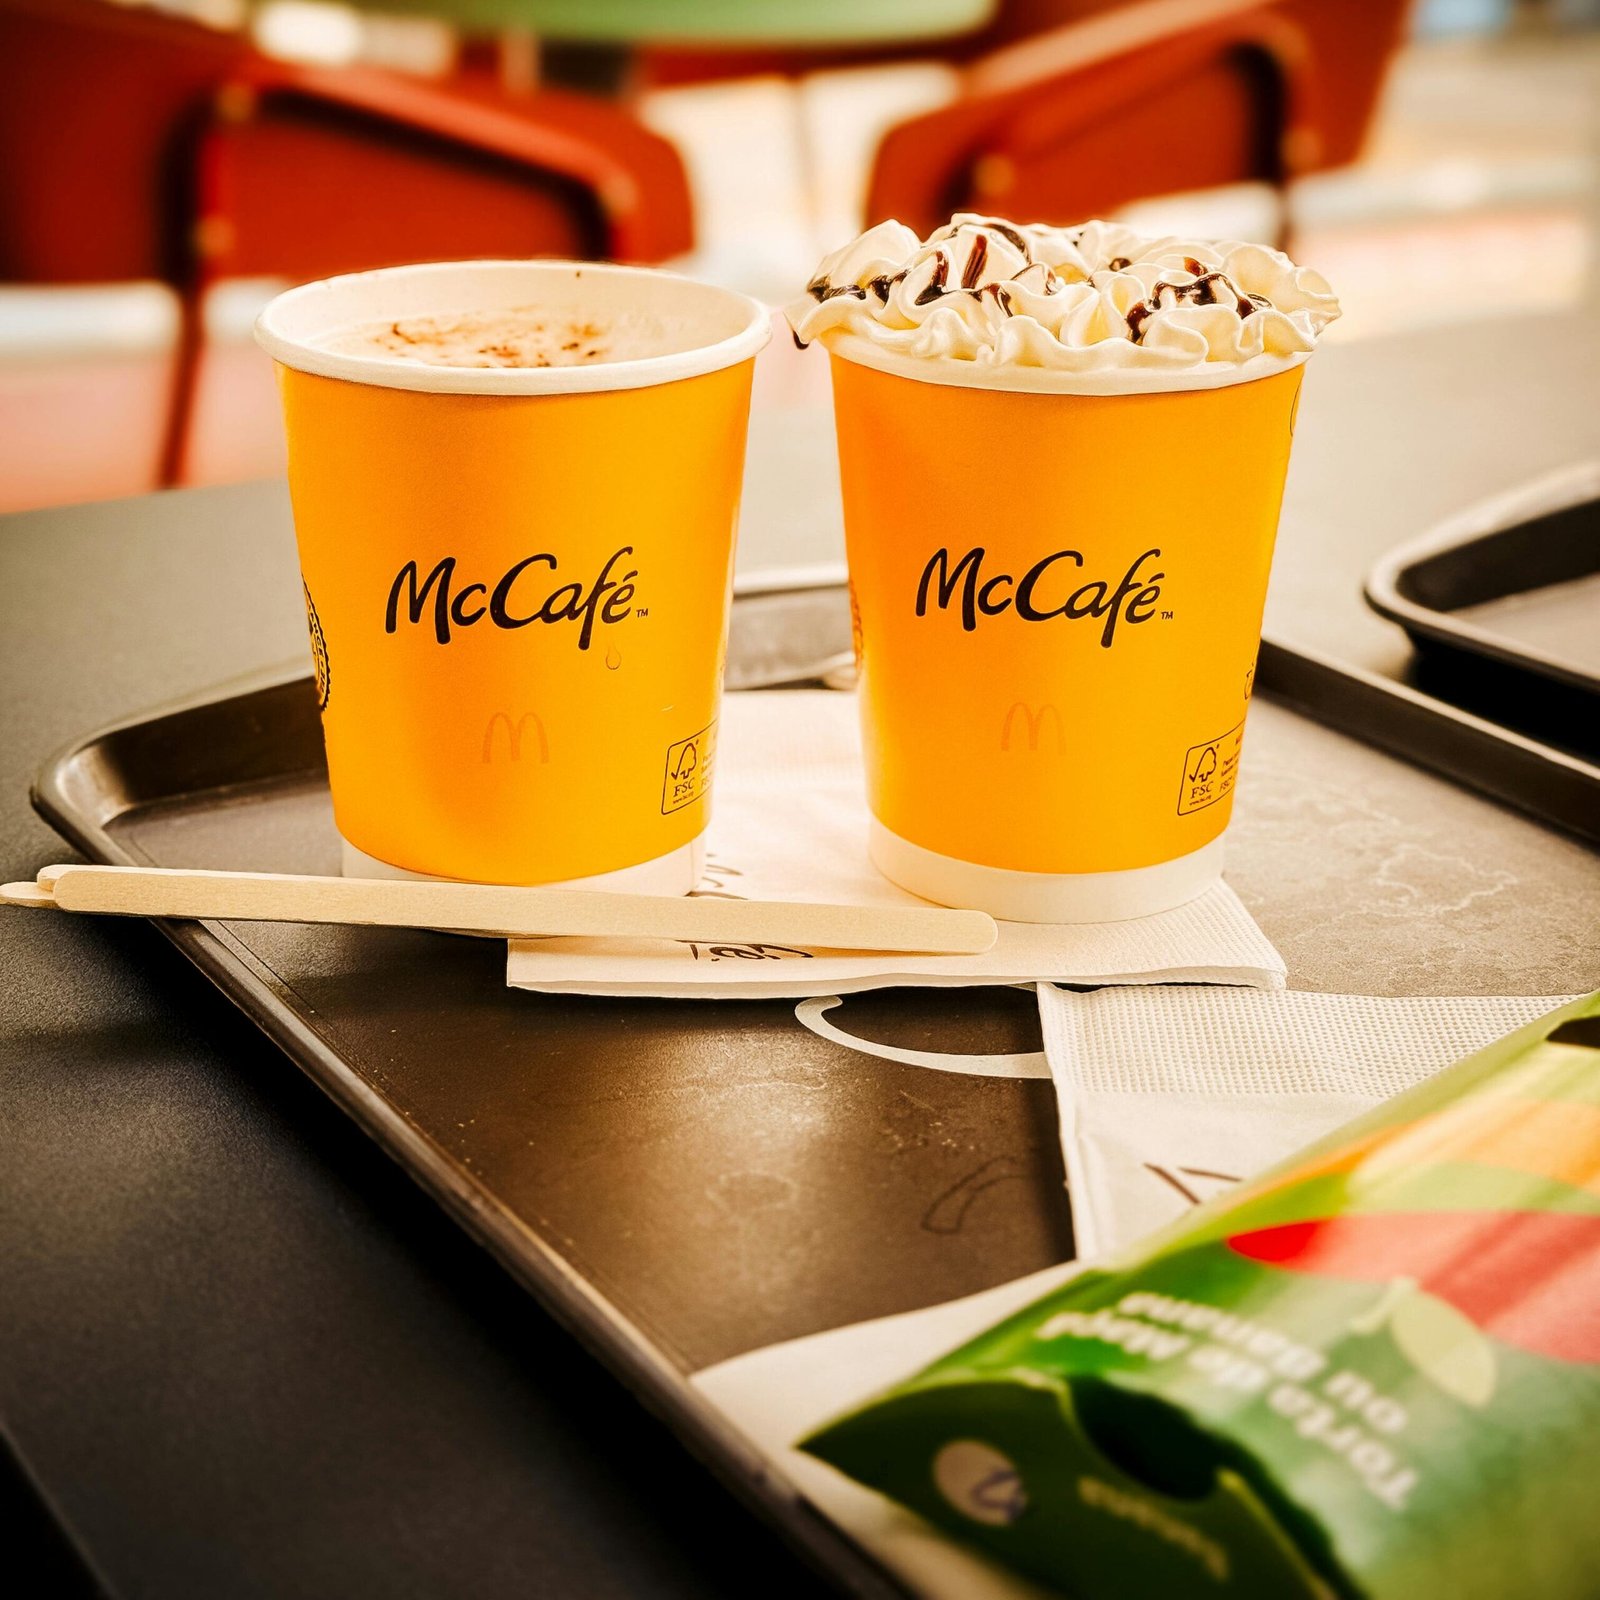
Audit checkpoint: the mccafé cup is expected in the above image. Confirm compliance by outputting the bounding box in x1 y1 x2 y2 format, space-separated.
828 342 1306 923
795 214 1337 922
256 261 768 889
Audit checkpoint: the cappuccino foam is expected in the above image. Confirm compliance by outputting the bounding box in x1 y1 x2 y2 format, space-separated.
323 307 622 369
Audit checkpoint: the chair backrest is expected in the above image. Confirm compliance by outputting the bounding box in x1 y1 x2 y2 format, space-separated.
638 0 1412 183
194 83 602 288
0 0 694 292
1275 0 1413 170
0 0 695 503
866 4 1314 238
0 0 248 283
191 65 696 289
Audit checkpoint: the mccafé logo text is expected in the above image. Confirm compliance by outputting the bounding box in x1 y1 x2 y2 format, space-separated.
915 546 1165 649
385 547 639 650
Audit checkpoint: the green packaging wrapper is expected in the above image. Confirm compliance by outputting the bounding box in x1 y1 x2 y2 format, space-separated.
802 993 1600 1599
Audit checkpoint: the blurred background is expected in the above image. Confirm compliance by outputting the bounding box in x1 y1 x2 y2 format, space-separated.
1 0 1596 516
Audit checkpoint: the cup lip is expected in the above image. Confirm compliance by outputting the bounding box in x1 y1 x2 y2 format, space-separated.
255 259 772 396
823 330 1311 396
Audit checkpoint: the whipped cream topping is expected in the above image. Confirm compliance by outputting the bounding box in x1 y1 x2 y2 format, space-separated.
788 215 1339 375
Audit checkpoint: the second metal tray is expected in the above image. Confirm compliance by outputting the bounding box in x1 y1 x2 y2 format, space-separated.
1365 461 1600 700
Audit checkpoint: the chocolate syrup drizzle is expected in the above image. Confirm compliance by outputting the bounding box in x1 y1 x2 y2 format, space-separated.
803 222 1277 349
1124 269 1261 343
913 251 950 305
986 221 1034 256
959 233 989 289
1009 262 1057 294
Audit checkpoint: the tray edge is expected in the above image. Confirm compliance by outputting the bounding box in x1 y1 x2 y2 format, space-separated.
29 672 910 1600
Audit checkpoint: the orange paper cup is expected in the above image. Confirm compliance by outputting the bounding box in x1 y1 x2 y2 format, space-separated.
828 336 1308 922
257 261 768 890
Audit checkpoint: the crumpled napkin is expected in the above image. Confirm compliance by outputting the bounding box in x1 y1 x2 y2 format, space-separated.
1039 984 1578 1259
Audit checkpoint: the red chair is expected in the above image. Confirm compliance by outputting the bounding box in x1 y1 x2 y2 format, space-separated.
189 63 692 288
640 0 1413 198
0 0 694 499
171 60 692 482
865 3 1319 244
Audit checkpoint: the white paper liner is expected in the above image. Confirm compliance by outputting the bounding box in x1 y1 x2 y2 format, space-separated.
507 692 1285 998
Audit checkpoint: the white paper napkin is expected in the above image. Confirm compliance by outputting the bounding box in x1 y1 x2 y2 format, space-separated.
694 1262 1083 1600
1039 985 1578 1260
507 692 1285 998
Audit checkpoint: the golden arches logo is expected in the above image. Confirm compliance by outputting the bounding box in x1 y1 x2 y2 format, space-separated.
1000 701 1065 753
482 711 549 764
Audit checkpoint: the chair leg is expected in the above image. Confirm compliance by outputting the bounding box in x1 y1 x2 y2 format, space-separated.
1272 179 1295 258
160 289 203 488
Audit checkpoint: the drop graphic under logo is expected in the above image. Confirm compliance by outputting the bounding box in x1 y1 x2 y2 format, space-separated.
304 579 330 710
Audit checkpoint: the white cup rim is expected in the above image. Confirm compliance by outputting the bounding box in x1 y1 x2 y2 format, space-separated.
823 328 1310 396
255 259 771 396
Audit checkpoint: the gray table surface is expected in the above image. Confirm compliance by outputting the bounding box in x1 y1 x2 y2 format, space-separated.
3 313 1598 1597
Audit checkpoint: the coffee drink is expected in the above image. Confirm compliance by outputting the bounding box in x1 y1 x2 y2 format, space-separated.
322 307 621 369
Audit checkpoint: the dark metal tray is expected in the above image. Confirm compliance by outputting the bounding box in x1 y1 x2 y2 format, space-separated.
1364 462 1600 701
31 584 1600 1596
1257 636 1600 847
